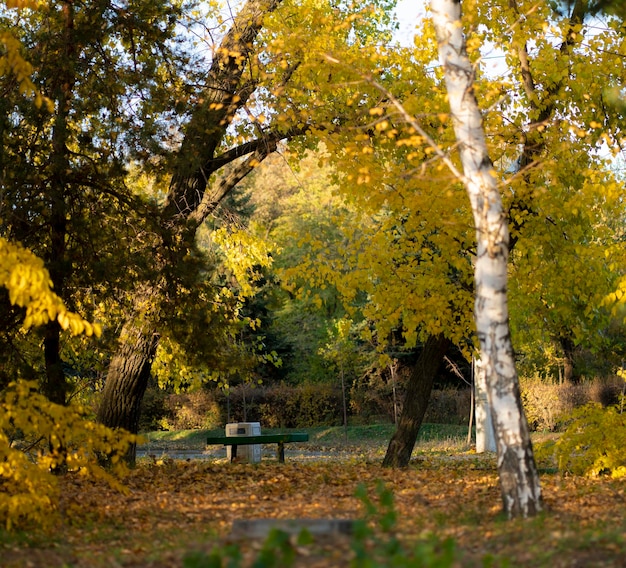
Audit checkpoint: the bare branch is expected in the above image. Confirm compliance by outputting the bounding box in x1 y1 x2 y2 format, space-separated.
188 143 276 227
207 126 309 172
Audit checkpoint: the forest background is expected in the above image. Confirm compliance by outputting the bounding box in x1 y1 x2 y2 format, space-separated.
2 0 626 538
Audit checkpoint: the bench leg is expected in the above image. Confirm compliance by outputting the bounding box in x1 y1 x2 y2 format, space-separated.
231 445 237 463
277 442 285 463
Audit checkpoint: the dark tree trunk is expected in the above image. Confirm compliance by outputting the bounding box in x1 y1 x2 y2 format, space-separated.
42 0 76 406
43 183 68 405
97 310 160 465
559 336 579 384
382 334 451 468
42 321 67 405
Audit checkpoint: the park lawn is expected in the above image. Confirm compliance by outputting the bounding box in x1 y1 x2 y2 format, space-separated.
1 427 624 567
141 423 471 456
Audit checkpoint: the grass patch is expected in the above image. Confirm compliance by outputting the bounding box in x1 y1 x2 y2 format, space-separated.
140 422 472 453
142 428 211 449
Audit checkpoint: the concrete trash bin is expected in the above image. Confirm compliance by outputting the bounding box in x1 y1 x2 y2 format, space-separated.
226 422 261 463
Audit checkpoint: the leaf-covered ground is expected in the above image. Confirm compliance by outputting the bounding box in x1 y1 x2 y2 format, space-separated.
2 436 626 567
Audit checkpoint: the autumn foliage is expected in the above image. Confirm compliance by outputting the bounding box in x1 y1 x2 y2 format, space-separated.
2 447 626 566
0 227 132 531
0 238 101 336
537 401 626 479
0 380 137 530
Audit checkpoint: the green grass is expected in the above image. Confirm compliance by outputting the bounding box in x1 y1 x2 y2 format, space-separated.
141 428 211 448
140 422 472 452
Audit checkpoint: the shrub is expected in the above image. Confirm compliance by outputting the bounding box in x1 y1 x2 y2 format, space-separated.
282 382 342 427
536 401 626 478
145 379 474 433
161 391 223 431
520 374 624 431
148 383 345 429
228 383 343 428
350 366 407 423
423 388 471 426
0 380 135 530
520 376 564 431
138 384 169 431
139 388 224 432
350 364 472 426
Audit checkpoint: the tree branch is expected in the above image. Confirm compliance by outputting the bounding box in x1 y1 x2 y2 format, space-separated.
206 126 309 173
163 0 284 220
188 143 277 228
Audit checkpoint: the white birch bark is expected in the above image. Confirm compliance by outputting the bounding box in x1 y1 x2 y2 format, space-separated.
474 357 496 453
430 0 542 518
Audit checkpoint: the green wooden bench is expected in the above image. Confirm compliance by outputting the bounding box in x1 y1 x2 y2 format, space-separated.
206 432 309 463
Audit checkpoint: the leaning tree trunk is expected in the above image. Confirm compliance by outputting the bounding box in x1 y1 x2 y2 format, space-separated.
382 334 450 468
97 0 285 464
96 284 162 465
430 0 542 518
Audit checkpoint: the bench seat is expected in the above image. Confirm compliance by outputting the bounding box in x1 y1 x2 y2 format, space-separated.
206 432 309 462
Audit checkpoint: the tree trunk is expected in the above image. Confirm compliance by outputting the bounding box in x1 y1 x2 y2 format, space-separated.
42 0 77 406
97 319 160 465
431 0 542 518
97 330 159 433
382 334 450 468
474 357 496 453
559 336 579 384
42 322 67 405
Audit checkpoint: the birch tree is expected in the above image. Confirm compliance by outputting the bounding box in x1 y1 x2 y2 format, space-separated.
474 358 496 453
256 0 623 474
430 0 542 518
